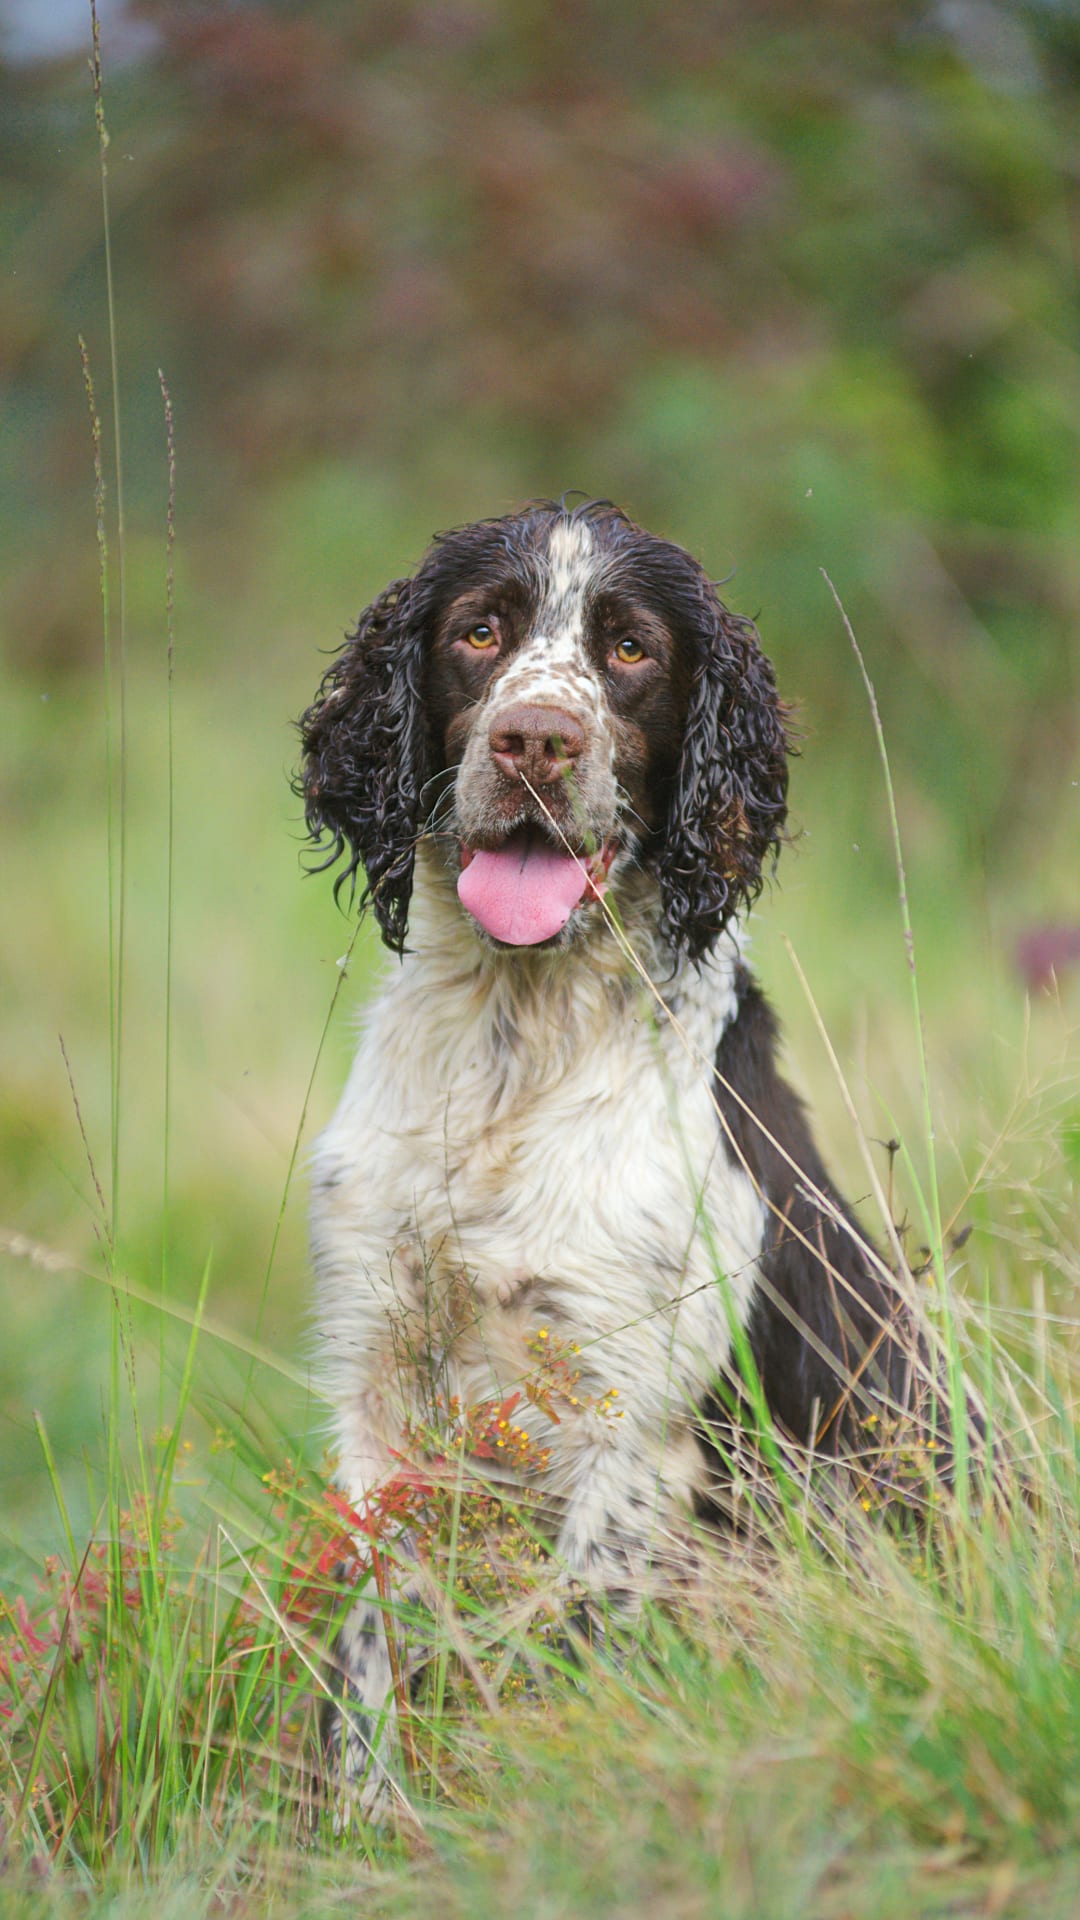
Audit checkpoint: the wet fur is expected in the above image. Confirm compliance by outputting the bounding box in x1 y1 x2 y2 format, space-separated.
297 500 913 1818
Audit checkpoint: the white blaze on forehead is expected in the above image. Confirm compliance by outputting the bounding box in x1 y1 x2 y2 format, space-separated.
494 516 605 712
544 516 596 613
539 517 598 655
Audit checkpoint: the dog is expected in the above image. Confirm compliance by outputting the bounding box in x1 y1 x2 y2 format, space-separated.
297 498 921 1816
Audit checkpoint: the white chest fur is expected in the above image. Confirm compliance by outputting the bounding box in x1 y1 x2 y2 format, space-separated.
310 873 765 1511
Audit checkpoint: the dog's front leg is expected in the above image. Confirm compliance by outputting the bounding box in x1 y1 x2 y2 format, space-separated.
552 1416 696 1631
319 1399 423 1826
321 1532 422 1825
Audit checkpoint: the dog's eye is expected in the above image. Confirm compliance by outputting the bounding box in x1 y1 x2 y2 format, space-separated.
612 637 645 664
465 623 498 650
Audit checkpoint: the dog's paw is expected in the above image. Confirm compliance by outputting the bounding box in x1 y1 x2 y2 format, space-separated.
320 1695 401 1832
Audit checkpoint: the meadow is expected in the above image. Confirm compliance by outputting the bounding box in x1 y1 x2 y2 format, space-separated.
3 6 1080 1914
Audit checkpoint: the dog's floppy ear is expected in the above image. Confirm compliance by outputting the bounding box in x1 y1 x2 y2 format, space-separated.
657 592 790 963
297 577 428 954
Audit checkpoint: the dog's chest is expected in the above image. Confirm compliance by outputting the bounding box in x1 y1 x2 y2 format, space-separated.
312 941 765 1413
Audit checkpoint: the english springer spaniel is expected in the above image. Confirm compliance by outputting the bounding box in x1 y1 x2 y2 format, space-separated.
298 499 918 1816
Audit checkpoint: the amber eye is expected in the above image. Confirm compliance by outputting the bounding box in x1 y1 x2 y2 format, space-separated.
613 636 645 664
465 623 498 650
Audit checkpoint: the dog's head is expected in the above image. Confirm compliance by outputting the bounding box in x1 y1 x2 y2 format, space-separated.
298 501 790 961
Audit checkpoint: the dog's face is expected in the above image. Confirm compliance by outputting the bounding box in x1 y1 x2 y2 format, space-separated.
424 514 697 949
299 502 790 961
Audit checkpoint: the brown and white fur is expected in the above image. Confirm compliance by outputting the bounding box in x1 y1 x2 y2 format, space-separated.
298 500 917 1817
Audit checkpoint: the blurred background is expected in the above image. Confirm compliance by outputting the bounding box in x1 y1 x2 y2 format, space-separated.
2 0 1078 1556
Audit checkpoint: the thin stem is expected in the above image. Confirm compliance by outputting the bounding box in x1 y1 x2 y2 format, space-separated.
820 574 943 1267
78 335 117 1251
821 569 969 1507
90 0 127 1245
244 917 363 1417
159 370 177 1424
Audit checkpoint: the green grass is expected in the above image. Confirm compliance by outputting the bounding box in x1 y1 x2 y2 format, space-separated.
3 1323 1080 1918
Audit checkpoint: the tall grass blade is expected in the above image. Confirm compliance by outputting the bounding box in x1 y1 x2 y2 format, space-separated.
822 570 970 1509
32 1410 79 1571
89 0 128 1249
159 370 177 1425
244 917 362 1416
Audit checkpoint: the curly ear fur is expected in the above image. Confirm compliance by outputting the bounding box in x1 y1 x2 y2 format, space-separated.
297 578 428 954
657 594 791 963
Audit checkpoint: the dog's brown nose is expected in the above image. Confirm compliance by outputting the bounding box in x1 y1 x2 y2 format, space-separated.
489 704 586 787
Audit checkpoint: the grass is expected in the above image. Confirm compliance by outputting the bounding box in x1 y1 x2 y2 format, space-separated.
3 1308 1080 1919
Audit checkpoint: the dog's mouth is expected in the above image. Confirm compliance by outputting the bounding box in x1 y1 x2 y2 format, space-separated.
457 827 616 947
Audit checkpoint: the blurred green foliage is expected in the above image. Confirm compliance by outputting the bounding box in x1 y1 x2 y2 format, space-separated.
3 1 1078 869
1 1 1078 1539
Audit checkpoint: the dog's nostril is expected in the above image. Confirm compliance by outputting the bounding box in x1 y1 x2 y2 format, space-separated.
492 729 526 763
489 705 586 780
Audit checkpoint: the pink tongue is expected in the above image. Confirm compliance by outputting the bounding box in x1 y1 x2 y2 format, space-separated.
457 835 590 946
